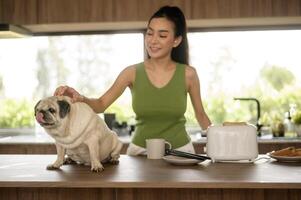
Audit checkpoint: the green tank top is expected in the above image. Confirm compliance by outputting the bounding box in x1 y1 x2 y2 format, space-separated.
131 62 190 149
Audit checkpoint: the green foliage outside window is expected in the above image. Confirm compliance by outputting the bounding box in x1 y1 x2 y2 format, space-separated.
0 99 35 128
293 111 301 125
0 90 300 129
0 32 300 132
0 63 300 129
105 102 135 123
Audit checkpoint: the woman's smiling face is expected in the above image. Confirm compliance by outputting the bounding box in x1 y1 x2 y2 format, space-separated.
145 17 181 60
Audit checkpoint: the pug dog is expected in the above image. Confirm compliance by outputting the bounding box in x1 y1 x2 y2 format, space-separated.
34 96 123 172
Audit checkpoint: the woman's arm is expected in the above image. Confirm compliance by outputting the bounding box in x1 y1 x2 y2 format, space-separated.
185 66 211 130
54 65 136 113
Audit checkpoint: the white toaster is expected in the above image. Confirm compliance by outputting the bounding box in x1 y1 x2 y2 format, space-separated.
206 122 258 162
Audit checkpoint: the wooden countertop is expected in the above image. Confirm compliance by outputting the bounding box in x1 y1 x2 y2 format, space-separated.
1 134 301 144
0 154 300 189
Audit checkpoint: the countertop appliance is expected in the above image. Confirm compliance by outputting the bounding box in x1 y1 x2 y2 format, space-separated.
206 122 258 162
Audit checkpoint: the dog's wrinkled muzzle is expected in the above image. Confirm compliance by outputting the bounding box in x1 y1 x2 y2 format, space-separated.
36 112 46 124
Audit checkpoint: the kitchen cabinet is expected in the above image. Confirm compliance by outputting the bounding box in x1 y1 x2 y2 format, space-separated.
0 0 37 24
0 154 300 200
193 139 301 154
1 136 301 154
1 0 301 25
38 0 115 23
36 0 191 23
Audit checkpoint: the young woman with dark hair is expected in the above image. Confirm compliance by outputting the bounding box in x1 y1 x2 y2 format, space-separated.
54 6 211 155
148 6 189 65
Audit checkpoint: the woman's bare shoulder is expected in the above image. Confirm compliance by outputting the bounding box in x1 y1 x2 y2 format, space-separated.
184 65 198 79
119 64 137 77
122 63 142 73
119 63 142 85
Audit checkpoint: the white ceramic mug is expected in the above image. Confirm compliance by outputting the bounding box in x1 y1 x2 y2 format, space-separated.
146 138 172 159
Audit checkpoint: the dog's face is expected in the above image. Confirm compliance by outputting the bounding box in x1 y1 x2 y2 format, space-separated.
34 96 71 130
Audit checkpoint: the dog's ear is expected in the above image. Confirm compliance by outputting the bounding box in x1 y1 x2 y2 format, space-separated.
34 100 41 116
57 100 71 118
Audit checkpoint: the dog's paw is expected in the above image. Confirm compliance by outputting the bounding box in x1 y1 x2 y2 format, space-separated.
91 165 104 172
110 154 120 165
63 157 76 165
46 164 61 170
109 159 119 165
90 160 104 172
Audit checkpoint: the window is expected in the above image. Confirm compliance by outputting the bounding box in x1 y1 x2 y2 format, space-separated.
0 33 144 135
1 29 301 136
188 30 301 129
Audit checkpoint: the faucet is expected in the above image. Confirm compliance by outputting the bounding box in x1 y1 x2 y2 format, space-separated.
233 97 263 135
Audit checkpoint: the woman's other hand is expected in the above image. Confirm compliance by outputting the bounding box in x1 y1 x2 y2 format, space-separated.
54 85 84 103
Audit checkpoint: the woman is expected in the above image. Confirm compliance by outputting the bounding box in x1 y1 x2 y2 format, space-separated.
54 6 211 155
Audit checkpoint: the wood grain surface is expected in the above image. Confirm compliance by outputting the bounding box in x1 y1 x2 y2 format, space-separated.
1 0 301 24
0 154 301 188
0 154 300 200
1 140 301 154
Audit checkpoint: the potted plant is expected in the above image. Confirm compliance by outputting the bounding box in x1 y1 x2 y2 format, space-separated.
292 111 301 137
270 112 285 137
